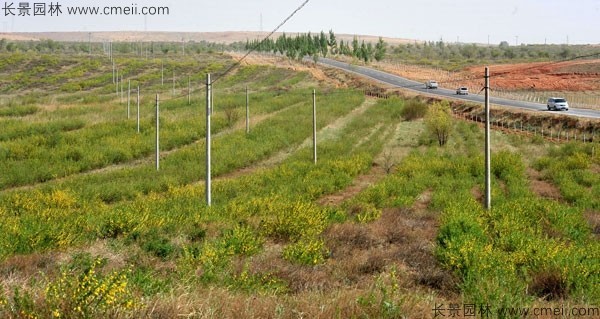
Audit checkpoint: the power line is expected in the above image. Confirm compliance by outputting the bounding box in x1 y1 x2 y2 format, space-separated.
211 0 311 85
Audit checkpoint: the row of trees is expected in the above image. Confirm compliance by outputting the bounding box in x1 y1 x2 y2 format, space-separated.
244 30 387 63
390 40 598 70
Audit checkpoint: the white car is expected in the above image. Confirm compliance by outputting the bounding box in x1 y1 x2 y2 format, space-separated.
425 80 438 89
547 97 569 111
456 87 469 95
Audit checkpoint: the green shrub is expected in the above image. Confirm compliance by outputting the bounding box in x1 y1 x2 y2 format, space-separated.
400 98 427 121
142 235 176 260
282 238 328 265
45 258 137 318
258 199 328 241
222 224 263 256
350 202 382 223
0 104 39 117
0 258 137 318
424 101 453 146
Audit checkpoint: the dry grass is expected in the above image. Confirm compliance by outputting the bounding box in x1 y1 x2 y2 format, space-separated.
529 268 569 301
585 211 600 238
527 168 564 201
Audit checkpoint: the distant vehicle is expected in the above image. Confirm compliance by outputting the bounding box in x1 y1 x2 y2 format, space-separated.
547 97 569 111
456 87 469 95
425 80 438 89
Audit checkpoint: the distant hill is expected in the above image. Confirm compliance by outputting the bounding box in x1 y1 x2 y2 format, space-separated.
0 31 419 45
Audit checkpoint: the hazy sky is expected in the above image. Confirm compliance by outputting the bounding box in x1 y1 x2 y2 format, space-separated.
2 0 600 44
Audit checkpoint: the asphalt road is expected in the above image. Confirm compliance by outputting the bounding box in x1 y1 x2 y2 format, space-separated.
319 58 600 119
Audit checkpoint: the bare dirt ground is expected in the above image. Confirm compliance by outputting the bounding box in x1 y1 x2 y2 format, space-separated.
373 59 600 92
467 60 600 91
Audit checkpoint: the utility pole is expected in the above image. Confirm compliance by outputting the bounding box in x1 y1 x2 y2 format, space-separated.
127 79 130 119
313 89 317 164
120 74 124 103
156 94 160 171
484 67 491 210
246 86 250 134
137 86 140 133
206 74 212 206
115 69 119 97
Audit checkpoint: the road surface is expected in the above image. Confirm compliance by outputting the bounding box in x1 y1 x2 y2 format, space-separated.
319 58 600 119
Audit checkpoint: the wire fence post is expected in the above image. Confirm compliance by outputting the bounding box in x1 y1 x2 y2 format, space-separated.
188 76 191 105
206 73 212 206
155 94 160 171
313 89 317 164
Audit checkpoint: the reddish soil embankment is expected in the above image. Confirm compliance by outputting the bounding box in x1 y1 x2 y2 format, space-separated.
465 60 600 91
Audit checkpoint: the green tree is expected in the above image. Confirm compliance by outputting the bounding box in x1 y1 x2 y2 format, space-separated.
424 101 453 146
360 41 368 62
328 30 337 55
352 36 359 57
319 31 328 57
374 37 387 61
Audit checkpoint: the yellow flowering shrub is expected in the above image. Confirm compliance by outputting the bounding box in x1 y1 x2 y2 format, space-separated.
282 238 328 265
45 258 137 318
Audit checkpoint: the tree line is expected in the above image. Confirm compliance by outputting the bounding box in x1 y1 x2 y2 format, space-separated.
244 30 387 63
389 40 600 70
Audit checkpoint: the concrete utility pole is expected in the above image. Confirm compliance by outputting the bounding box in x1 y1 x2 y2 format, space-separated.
120 75 124 103
156 94 160 171
246 86 250 134
206 74 212 206
137 86 140 133
313 89 317 164
115 69 119 97
127 79 130 119
484 67 491 210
